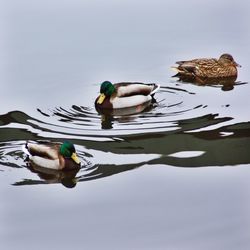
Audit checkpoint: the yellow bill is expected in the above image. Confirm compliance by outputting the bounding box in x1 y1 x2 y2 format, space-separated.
97 93 106 104
71 152 81 165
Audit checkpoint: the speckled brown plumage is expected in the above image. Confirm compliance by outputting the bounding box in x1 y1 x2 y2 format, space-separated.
173 54 240 78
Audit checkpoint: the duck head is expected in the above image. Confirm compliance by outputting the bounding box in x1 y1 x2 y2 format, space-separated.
219 53 241 67
60 141 81 165
97 81 116 104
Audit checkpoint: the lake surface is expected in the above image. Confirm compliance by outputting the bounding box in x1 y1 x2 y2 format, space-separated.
1 0 250 249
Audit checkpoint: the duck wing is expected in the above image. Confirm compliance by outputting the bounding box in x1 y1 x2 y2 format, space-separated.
176 61 197 73
175 58 218 74
115 82 160 97
26 142 59 160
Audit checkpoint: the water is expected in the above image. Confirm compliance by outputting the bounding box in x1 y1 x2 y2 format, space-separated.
1 0 250 249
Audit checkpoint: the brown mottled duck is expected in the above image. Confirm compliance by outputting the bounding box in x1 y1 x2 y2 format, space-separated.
172 53 241 79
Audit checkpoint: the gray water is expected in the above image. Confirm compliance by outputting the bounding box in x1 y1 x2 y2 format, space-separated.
1 0 250 249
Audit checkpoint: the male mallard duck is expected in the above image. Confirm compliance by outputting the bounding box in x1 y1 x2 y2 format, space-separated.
172 53 241 78
25 141 81 170
95 81 160 109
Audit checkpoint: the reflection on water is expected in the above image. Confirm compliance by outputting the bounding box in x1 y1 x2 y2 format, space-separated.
1 0 250 249
95 100 155 129
14 165 79 188
173 74 247 91
1 83 250 187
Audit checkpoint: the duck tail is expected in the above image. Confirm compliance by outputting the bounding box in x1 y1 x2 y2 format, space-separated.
22 143 32 163
171 66 180 73
23 143 31 155
150 83 160 96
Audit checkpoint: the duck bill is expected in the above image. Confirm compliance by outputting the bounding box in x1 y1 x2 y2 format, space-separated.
97 93 106 104
235 62 241 67
71 152 81 165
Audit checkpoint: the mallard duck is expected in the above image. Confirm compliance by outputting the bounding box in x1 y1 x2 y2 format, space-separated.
95 81 160 109
172 53 241 78
25 141 81 170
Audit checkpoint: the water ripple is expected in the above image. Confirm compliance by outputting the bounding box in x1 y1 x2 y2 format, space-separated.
1 85 250 187
31 86 204 137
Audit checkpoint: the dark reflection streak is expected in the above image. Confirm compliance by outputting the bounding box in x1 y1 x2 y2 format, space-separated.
53 111 95 122
77 163 142 183
0 162 23 169
39 107 99 123
166 101 183 108
80 114 233 154
13 179 45 186
3 119 250 187
37 109 49 117
160 86 196 95
61 119 250 182
85 122 250 172
119 123 178 128
210 81 248 88
72 106 93 114
63 106 97 118
0 111 107 138
0 142 26 169
193 105 203 109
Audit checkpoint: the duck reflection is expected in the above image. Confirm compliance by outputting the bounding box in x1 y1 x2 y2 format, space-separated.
12 152 93 188
25 162 79 188
173 74 237 91
96 101 154 129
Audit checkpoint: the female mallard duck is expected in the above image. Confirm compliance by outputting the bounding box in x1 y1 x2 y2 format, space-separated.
173 53 241 78
95 81 160 109
25 141 81 170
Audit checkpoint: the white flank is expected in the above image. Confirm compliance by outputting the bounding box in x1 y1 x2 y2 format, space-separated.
30 156 61 170
112 95 152 109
